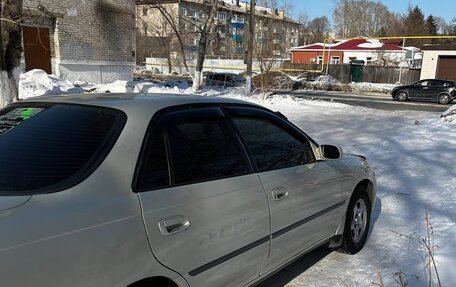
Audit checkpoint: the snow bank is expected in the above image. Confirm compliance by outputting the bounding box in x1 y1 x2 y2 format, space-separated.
441 105 456 123
313 74 341 85
93 80 190 94
351 81 396 94
19 69 84 99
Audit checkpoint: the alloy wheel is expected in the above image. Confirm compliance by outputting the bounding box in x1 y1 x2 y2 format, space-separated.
350 199 368 243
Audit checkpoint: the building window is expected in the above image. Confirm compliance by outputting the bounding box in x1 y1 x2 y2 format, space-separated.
218 12 226 20
366 57 372 65
349 57 357 62
143 22 148 35
331 56 340 65
233 14 244 23
317 56 323 64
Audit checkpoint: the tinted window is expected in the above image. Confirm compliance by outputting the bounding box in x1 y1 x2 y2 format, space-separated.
232 117 315 172
135 132 170 191
166 109 249 185
416 81 429 87
0 104 126 195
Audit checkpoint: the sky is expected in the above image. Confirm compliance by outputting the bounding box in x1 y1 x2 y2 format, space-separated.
291 0 456 22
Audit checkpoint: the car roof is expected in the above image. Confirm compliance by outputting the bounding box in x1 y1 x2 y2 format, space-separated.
18 93 263 117
420 79 454 82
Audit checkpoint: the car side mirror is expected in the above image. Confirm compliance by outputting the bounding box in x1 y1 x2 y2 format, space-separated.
319 145 343 160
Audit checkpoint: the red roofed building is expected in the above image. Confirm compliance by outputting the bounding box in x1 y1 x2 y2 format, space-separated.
290 38 415 67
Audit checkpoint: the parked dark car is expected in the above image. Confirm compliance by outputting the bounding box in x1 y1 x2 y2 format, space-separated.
206 72 245 87
392 79 455 104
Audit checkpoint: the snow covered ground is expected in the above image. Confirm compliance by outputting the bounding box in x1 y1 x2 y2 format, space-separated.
16 71 455 286
234 93 455 287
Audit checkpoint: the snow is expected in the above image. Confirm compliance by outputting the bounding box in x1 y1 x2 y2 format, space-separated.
19 69 84 99
12 71 456 286
95 80 192 94
357 39 383 49
441 105 456 123
313 75 342 85
225 94 455 287
350 82 396 94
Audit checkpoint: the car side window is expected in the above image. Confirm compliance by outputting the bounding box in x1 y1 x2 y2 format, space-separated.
135 107 251 190
166 109 249 185
417 81 429 87
136 131 170 191
231 114 315 173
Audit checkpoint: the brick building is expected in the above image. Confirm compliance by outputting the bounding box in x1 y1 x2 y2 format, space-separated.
22 1 136 83
290 38 406 66
136 0 300 65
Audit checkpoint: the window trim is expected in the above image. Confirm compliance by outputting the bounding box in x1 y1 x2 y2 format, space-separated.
0 102 127 196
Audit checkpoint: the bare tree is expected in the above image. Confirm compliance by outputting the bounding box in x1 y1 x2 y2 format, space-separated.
138 6 178 73
255 33 276 85
1 0 23 107
192 0 218 91
307 16 331 43
333 0 397 38
374 48 400 67
148 4 189 73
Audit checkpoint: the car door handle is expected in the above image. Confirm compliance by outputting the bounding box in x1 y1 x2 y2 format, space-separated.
158 216 190 236
423 87 429 90
271 187 289 201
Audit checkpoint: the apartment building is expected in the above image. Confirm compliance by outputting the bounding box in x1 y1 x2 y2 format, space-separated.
136 0 300 64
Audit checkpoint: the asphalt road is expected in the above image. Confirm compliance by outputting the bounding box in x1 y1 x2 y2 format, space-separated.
274 90 453 113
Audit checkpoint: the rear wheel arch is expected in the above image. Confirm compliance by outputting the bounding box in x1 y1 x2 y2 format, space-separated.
128 277 178 287
437 92 452 104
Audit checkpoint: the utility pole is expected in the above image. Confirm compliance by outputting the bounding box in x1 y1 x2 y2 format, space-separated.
245 0 255 96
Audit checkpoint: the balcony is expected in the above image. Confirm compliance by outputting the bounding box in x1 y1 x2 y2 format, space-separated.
231 22 245 29
231 34 243 42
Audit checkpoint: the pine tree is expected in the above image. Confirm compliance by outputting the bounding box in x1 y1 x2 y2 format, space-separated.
377 27 387 37
426 15 438 43
402 6 427 47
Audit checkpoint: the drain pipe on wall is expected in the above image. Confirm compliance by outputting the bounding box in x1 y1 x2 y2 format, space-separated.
398 37 406 84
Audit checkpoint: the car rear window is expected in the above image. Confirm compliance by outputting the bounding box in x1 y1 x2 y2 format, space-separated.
0 103 126 195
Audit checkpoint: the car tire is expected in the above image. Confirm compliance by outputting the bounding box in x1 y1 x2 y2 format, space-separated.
396 91 408 102
337 191 371 254
438 94 451 105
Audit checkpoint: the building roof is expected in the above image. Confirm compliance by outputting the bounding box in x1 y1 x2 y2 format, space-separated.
290 38 404 52
421 44 456 51
138 0 299 25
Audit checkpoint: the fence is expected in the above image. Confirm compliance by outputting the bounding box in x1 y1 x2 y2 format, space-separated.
281 62 421 84
144 57 284 74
